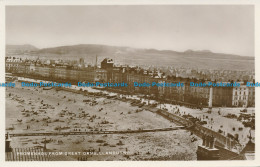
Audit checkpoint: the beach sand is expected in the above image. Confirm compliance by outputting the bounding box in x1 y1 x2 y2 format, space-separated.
6 83 200 160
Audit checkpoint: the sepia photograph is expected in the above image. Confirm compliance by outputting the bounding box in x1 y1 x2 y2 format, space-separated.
2 3 257 163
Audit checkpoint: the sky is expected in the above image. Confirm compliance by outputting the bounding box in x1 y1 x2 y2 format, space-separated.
6 5 254 56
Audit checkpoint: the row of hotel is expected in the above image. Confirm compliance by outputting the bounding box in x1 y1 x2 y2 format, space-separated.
6 57 255 108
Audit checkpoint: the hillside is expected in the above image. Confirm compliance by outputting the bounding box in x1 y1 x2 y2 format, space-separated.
6 44 39 52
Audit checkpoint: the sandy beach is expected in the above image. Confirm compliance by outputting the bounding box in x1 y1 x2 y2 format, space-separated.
6 82 200 160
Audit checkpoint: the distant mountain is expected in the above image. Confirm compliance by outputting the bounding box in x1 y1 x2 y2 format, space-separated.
37 44 126 55
6 44 39 52
6 44 255 70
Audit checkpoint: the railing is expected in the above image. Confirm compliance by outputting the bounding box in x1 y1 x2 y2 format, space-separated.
6 147 50 161
154 109 238 150
8 127 185 137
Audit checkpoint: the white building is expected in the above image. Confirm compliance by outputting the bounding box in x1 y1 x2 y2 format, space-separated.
232 85 248 107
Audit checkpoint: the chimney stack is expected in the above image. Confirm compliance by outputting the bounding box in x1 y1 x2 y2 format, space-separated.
205 135 210 148
197 134 220 160
209 135 215 149
5 133 12 152
202 135 206 146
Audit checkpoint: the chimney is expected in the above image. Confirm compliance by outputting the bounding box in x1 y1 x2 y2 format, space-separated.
209 136 215 149
212 136 216 149
205 135 210 148
5 133 12 152
197 135 220 160
202 135 206 146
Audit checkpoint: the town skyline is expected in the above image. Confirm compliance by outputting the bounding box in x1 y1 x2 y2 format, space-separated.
6 43 255 71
